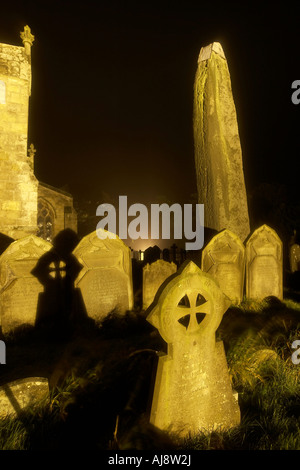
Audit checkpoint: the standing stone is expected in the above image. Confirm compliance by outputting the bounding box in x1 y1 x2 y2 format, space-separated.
143 259 177 310
0 377 49 418
147 261 240 437
193 42 250 242
73 229 134 322
201 229 245 304
246 225 283 300
0 235 52 334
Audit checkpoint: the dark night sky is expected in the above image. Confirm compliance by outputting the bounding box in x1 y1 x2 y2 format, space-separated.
1 1 300 242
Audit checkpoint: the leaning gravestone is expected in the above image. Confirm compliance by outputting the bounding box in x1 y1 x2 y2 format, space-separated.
201 229 245 304
147 261 240 437
73 229 134 322
0 235 52 334
0 377 49 418
143 259 177 310
245 225 283 300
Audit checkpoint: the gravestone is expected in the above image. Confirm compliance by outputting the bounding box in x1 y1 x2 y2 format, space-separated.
201 229 245 304
245 225 283 300
0 235 52 334
0 377 49 418
143 259 177 310
73 229 134 322
193 42 250 242
147 261 240 437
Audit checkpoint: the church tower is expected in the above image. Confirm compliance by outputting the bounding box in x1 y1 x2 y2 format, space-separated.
0 26 38 239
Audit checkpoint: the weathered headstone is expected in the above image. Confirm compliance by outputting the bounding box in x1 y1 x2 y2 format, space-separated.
143 259 177 310
0 235 52 334
0 377 49 418
147 261 240 437
73 229 134 322
193 42 250 242
245 225 283 300
201 229 245 304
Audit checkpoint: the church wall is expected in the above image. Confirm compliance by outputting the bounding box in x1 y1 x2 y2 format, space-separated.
38 182 77 239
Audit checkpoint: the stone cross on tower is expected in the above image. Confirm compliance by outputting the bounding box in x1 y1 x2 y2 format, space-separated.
20 25 35 56
193 42 250 242
147 261 240 437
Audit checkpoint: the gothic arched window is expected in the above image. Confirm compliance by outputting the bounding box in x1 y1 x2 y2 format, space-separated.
37 199 54 242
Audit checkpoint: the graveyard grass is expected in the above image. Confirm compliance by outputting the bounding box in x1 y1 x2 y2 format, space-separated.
1 296 300 450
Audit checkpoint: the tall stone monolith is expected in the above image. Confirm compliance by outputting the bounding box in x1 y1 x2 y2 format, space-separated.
193 42 250 242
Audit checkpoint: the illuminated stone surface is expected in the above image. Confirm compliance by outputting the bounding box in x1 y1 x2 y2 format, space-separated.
73 229 134 322
147 261 240 437
201 229 245 304
0 377 49 418
0 29 77 242
143 259 177 310
245 225 283 300
0 235 52 334
193 42 250 242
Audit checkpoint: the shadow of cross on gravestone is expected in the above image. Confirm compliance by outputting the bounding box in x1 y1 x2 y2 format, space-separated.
48 260 67 279
146 261 240 438
201 229 245 305
31 229 89 333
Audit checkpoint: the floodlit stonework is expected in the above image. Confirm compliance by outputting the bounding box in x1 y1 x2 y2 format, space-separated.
0 27 77 243
0 234 52 334
0 26 38 239
73 229 134 321
143 259 177 310
147 261 240 437
201 229 245 304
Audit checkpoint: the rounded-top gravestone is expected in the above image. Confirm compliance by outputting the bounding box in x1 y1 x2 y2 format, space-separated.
0 235 52 334
73 229 134 322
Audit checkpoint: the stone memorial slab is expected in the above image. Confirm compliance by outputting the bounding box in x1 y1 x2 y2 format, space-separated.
143 259 177 310
193 42 250 242
0 377 49 418
246 225 283 300
201 229 245 304
73 229 134 322
147 261 240 437
0 235 52 334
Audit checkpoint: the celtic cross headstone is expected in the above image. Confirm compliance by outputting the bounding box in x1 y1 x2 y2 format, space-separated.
147 261 240 437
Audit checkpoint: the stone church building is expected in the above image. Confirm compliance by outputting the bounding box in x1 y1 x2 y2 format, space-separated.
0 26 77 243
